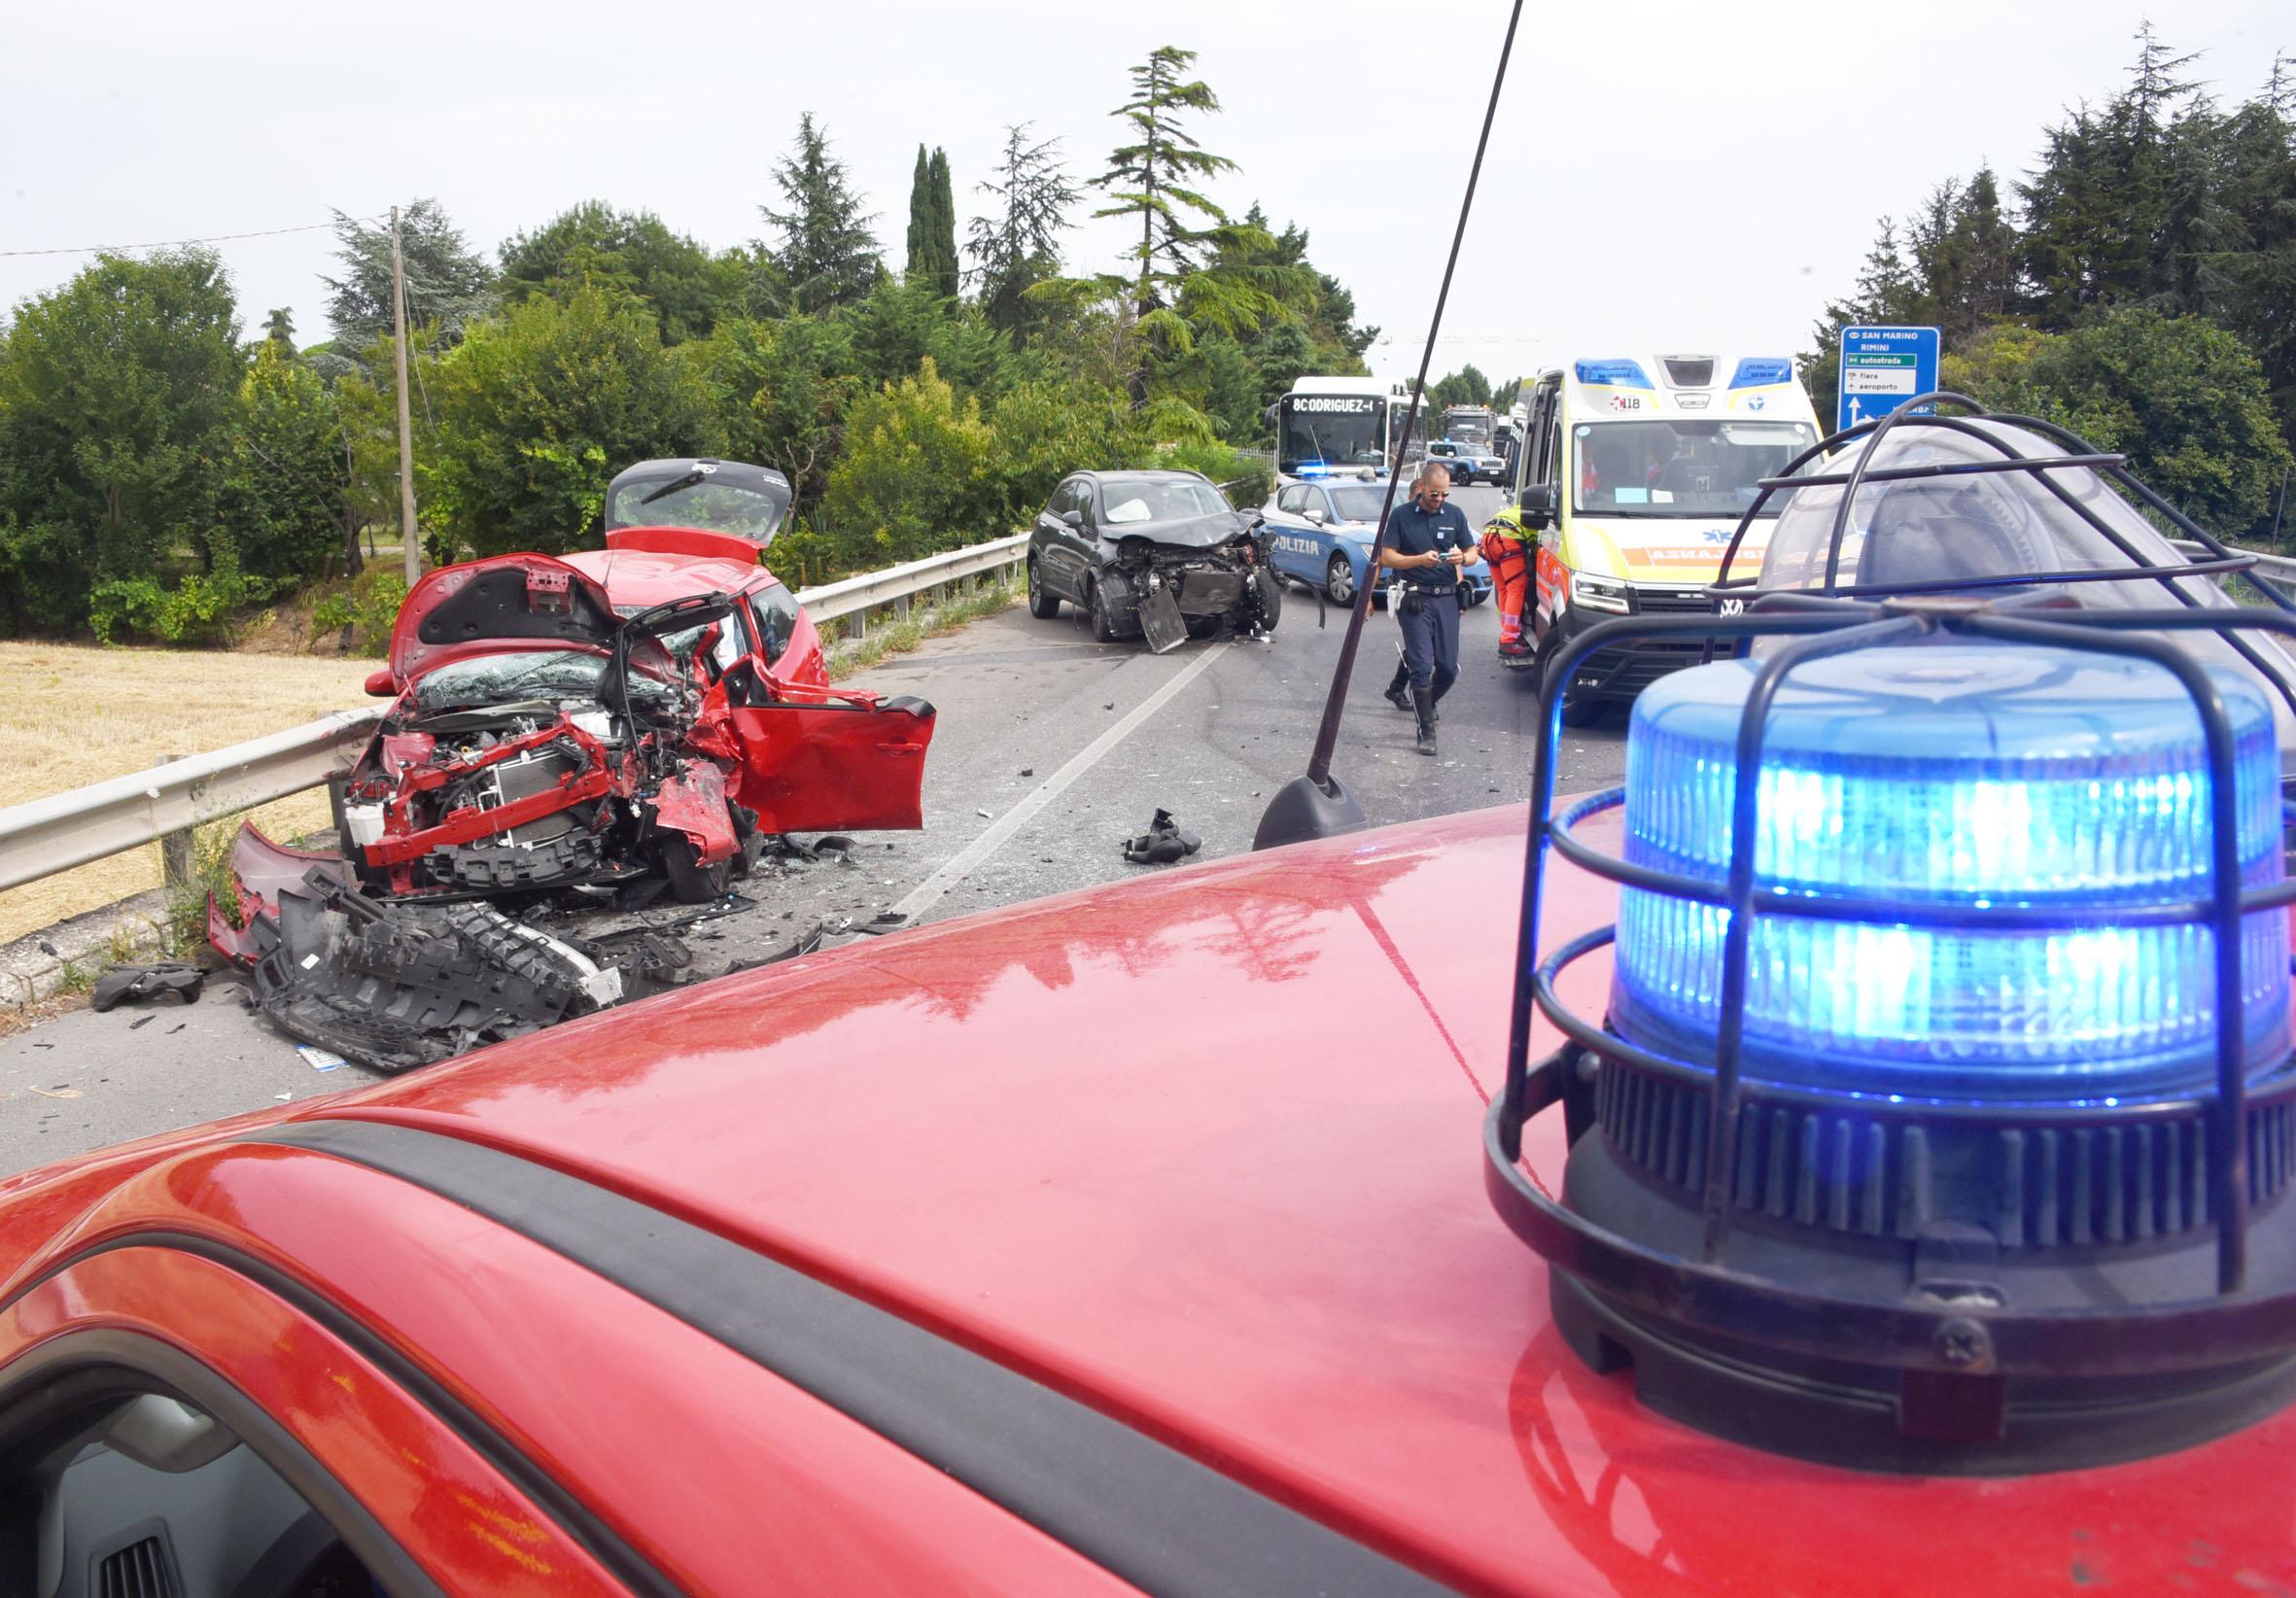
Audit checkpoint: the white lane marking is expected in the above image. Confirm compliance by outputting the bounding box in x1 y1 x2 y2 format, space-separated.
889 643 1230 925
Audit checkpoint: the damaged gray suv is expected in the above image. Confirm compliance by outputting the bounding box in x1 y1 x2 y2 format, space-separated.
1027 469 1282 652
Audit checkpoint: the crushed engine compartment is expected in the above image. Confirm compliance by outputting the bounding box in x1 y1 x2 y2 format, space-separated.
1106 535 1283 654
342 592 749 903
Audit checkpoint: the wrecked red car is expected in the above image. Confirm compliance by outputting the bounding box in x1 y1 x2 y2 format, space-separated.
332 544 934 903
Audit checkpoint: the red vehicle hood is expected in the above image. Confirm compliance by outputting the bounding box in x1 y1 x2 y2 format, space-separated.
279 804 2296 1595
387 553 626 686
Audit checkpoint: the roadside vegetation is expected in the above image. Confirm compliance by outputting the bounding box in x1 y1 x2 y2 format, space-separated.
0 46 1404 652
1801 27 2296 538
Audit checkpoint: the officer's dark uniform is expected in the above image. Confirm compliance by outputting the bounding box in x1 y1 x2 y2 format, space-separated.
1383 493 1475 752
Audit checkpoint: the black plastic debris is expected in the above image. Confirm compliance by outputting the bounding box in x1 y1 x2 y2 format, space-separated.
230 864 624 1073
1120 809 1202 866
89 962 205 1013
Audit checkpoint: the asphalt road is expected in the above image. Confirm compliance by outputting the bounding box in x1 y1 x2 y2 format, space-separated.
0 484 1631 1172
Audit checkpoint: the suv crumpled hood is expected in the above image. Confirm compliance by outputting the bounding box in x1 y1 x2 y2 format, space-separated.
1107 508 1258 552
388 554 630 685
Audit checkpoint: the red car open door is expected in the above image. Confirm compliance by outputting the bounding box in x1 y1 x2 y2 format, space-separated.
716 663 935 834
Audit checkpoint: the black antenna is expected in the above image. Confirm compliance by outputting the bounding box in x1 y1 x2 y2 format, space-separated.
1253 0 1525 849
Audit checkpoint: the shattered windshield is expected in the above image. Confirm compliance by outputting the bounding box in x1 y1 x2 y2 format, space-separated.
1101 479 1235 525
412 649 676 713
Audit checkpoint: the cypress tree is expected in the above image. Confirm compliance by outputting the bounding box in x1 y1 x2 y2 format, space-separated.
904 145 934 288
927 148 959 298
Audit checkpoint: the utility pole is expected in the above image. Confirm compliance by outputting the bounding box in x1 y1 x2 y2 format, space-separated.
391 205 418 587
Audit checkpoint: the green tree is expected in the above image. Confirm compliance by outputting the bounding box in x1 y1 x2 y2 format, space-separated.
499 202 748 344
761 114 882 315
0 249 245 633
700 315 857 510
262 307 297 357
322 199 497 345
1963 307 2291 534
926 149 959 299
221 343 355 582
967 123 1079 345
1429 365 1493 415
903 146 960 298
1091 46 1298 405
424 286 721 558
821 358 997 564
981 377 1148 528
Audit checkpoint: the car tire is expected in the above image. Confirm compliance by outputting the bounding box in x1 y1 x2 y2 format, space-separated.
1087 579 1120 643
1027 555 1061 619
661 835 730 904
1255 566 1282 633
1537 634 1608 729
1325 552 1355 606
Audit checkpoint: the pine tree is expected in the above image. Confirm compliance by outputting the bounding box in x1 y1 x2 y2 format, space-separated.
1092 46 1292 406
262 307 296 356
966 123 1079 341
321 199 497 346
761 114 881 315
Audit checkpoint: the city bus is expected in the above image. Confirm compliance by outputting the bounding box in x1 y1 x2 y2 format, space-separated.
1272 376 1413 480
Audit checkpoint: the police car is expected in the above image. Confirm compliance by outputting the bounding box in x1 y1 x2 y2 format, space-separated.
1262 477 1492 607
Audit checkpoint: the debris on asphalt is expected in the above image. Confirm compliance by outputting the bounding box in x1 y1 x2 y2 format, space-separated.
89 961 205 1013
296 1045 348 1072
1019 768 1034 778
128 1016 153 1030
207 827 765 1075
1120 809 1202 867
26 1087 80 1099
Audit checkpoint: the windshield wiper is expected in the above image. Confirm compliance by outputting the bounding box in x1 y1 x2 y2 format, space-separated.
638 469 706 507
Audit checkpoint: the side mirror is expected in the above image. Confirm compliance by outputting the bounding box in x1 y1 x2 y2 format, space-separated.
1517 483 1557 531
1061 508 1085 530
363 667 397 697
1305 506 1326 526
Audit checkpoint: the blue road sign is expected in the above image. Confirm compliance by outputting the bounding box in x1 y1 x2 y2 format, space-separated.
1837 325 1940 434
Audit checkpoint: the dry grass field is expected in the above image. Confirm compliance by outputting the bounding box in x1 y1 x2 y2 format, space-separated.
0 643 375 944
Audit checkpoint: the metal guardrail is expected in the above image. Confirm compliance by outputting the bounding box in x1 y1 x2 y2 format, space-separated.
0 534 1031 899
0 710 385 895
2173 539 2296 602
800 533 1026 631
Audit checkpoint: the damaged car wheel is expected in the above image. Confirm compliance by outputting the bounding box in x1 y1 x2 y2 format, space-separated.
661 835 731 904
1088 580 1121 644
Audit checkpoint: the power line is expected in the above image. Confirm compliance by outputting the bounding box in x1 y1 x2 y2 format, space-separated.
0 216 386 260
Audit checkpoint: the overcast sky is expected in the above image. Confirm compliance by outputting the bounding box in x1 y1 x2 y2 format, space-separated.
5 1 2287 390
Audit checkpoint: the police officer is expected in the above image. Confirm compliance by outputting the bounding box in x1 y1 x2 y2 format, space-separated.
1379 463 1475 756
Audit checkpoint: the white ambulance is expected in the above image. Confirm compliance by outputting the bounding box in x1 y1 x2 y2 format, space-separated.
1510 355 1821 724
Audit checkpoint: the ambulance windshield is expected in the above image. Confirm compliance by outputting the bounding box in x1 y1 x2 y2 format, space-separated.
1572 420 1815 517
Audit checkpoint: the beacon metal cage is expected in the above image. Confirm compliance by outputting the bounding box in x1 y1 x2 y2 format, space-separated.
1486 394 2296 1475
